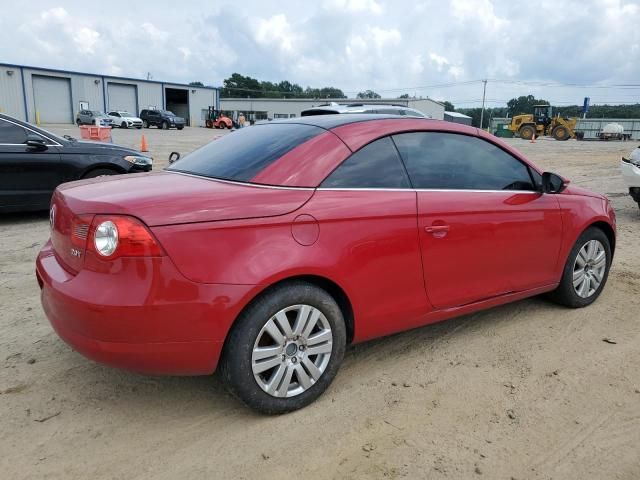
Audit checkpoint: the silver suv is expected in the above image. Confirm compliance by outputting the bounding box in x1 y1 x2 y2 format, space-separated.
301 102 428 118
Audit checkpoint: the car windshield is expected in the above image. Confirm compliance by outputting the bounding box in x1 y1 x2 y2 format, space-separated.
161 110 175 116
167 123 323 184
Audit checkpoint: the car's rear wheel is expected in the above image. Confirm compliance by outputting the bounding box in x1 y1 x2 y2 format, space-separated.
143 120 149 128
82 168 119 179
549 227 611 308
219 122 226 129
177 126 184 130
220 281 346 414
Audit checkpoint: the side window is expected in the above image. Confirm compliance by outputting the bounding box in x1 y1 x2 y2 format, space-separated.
0 120 28 144
321 136 410 189
393 132 537 191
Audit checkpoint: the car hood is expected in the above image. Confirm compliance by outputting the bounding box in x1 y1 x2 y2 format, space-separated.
56 171 314 226
562 185 606 200
63 140 143 156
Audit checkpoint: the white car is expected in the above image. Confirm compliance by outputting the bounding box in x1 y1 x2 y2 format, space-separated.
621 146 640 209
108 111 143 129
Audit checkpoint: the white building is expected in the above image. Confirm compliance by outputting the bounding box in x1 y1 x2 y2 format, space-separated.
220 97 445 122
0 63 219 127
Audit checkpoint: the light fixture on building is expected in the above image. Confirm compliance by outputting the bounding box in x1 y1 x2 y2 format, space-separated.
94 79 100 85
191 89 196 94
6 70 14 76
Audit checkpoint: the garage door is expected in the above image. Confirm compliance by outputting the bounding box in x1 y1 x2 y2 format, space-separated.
107 83 137 113
32 75 73 124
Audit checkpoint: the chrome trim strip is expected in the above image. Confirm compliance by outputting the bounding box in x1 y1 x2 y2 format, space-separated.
168 171 316 191
317 187 541 194
0 117 63 146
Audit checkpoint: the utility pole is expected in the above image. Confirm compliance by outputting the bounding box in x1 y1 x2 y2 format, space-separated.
479 79 487 130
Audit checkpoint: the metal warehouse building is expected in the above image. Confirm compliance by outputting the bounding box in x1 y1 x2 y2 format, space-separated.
220 97 445 122
0 63 219 127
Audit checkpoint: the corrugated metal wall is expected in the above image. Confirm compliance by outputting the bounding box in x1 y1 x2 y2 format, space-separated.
0 65 27 119
576 119 640 140
0 63 218 125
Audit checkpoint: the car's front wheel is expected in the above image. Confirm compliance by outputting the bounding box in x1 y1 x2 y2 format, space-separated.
121 121 128 129
220 281 346 414
549 227 612 308
161 121 169 130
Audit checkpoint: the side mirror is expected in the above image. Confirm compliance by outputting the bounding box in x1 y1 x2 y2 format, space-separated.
168 151 181 164
541 171 568 194
25 135 48 151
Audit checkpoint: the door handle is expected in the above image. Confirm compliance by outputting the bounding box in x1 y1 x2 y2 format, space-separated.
425 225 450 233
425 224 450 238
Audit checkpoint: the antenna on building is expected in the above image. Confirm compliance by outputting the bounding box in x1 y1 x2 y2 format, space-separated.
146 72 153 80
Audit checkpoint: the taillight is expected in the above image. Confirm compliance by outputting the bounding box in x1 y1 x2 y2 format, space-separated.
87 215 164 259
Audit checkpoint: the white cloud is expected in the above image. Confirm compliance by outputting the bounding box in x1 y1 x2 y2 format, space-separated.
1 0 639 106
253 14 300 54
324 0 383 14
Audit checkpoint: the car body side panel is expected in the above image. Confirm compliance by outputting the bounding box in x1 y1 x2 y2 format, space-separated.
553 192 616 278
417 190 563 309
250 131 352 187
152 189 430 342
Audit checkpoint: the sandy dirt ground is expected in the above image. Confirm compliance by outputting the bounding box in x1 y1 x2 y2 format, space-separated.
1 127 639 480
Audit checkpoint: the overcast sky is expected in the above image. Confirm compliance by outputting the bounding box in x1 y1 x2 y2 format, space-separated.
1 0 639 107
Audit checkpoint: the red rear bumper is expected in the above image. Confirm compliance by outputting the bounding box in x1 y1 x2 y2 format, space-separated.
36 241 259 375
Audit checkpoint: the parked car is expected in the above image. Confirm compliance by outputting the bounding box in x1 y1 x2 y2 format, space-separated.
301 102 429 118
76 110 113 127
0 113 152 212
37 115 615 413
139 109 185 130
621 146 640 209
108 111 143 129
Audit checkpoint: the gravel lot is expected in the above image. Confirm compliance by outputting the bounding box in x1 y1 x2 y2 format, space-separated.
1 126 639 480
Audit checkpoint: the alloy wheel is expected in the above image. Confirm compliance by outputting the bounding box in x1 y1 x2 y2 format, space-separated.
573 239 607 298
251 304 333 398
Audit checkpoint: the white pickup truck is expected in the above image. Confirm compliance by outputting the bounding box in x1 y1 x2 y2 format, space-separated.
621 146 640 210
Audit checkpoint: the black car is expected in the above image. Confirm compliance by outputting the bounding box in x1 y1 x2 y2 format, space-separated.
0 114 153 213
139 109 186 130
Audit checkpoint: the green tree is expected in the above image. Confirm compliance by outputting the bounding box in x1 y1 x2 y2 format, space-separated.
189 81 204 87
357 90 381 99
442 101 455 112
506 95 549 116
221 73 262 97
398 93 410 99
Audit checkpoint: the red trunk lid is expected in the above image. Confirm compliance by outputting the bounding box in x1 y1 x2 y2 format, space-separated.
55 171 314 227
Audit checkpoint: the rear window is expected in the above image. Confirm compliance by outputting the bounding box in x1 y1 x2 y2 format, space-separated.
167 123 324 184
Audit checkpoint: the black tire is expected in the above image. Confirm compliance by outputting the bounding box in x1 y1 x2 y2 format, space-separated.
161 121 169 130
519 125 536 140
76 119 82 126
136 126 142 129
219 122 226 130
220 281 346 414
82 168 119 179
143 120 149 128
120 121 127 129
552 126 569 141
177 126 184 130
548 227 612 308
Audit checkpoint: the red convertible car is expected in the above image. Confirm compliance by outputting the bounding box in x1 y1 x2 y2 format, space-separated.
37 115 616 413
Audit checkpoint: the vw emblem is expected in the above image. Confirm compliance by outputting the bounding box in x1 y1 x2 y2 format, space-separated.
49 205 57 229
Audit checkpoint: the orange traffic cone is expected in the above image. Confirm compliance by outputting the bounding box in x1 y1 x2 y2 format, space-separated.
140 135 149 152
530 132 536 143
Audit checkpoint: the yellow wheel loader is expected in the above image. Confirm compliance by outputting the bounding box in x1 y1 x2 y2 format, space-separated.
508 105 578 141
